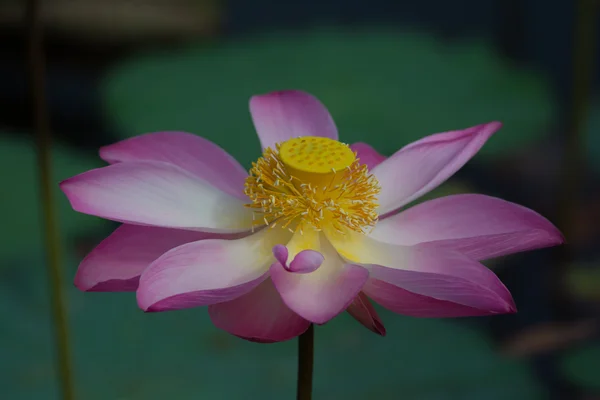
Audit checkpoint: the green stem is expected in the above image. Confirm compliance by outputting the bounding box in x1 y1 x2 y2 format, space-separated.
26 0 75 399
296 324 314 400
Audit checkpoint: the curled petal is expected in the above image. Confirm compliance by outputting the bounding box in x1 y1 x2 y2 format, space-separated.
373 122 501 216
60 161 253 233
272 240 324 272
346 292 386 336
75 225 222 292
249 90 338 150
271 235 368 324
137 227 292 311
272 244 289 266
100 131 247 199
371 194 564 260
350 142 387 171
209 279 310 343
288 250 324 273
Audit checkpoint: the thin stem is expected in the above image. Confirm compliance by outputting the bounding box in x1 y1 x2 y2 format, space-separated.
26 0 75 399
296 324 314 400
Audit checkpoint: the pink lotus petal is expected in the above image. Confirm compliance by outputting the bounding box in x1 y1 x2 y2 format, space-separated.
75 225 225 292
272 234 323 273
208 279 310 343
249 90 338 150
364 261 515 317
346 292 386 336
288 250 324 273
100 131 248 199
270 244 368 324
329 233 515 316
373 122 502 216
137 228 291 311
272 244 289 266
371 194 564 260
60 161 252 233
350 142 387 170
363 278 500 317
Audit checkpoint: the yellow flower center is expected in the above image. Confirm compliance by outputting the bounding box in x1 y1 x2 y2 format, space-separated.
244 136 380 233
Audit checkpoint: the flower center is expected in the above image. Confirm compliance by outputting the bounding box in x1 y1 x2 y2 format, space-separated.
244 136 380 233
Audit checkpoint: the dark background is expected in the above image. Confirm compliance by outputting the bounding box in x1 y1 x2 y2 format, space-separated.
0 1 598 399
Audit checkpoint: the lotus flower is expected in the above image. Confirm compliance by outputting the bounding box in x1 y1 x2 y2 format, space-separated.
60 90 563 342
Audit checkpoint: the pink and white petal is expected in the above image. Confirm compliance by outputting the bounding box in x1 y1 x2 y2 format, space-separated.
371 194 564 260
100 131 247 199
75 224 225 292
60 161 253 233
350 142 387 171
270 236 368 324
346 292 386 336
208 279 310 343
249 90 338 150
137 227 292 312
363 278 500 317
271 261 368 324
328 232 515 316
364 262 515 316
373 122 502 216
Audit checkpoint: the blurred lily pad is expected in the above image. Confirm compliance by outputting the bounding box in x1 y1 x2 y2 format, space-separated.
1 255 544 400
561 342 600 390
0 134 108 261
565 263 600 302
102 28 556 169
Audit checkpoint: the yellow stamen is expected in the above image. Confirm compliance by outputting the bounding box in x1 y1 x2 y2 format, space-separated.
244 136 380 233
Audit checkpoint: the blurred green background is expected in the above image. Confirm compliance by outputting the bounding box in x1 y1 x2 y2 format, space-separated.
1 0 599 399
